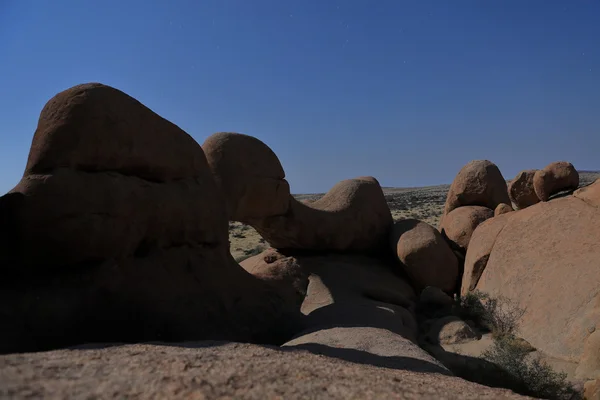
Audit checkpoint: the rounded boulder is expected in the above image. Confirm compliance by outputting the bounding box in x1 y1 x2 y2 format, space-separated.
440 206 494 251
391 219 458 293
202 132 291 221
533 161 579 201
443 160 510 215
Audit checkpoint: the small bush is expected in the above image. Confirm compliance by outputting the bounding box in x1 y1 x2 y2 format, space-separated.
454 291 580 399
482 335 580 400
455 290 524 338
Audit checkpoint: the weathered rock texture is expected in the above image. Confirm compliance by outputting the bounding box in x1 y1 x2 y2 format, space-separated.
0 83 304 353
508 170 540 209
0 342 533 399
440 206 494 251
390 219 458 293
203 133 393 253
533 161 579 201
442 160 510 217
473 180 600 363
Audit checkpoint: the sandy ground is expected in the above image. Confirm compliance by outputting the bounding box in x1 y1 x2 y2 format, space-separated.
229 172 600 261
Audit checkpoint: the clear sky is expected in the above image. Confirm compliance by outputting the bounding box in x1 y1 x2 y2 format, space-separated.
1 1 598 194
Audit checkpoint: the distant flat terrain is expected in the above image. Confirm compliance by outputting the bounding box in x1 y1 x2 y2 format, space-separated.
229 172 600 261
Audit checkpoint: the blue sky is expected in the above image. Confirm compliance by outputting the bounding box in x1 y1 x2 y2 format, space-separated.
1 0 598 194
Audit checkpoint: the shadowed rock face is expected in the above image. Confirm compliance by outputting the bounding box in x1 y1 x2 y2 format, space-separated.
203 132 393 253
0 83 304 353
242 250 417 335
10 83 226 268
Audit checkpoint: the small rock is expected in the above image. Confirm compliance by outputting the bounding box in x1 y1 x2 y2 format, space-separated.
425 316 481 345
494 203 513 216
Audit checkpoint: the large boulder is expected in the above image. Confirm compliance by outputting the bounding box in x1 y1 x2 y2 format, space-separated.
508 170 540 209
390 219 458 293
533 161 579 201
475 181 600 362
440 206 494 252
0 83 304 353
202 132 291 221
442 160 510 217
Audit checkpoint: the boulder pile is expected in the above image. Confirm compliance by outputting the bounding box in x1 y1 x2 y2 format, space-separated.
0 82 596 398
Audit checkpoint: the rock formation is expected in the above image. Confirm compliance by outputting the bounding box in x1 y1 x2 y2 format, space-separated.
533 161 579 201
464 179 600 368
203 132 393 253
438 160 507 256
0 82 594 398
442 160 510 217
0 83 304 353
508 169 540 209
